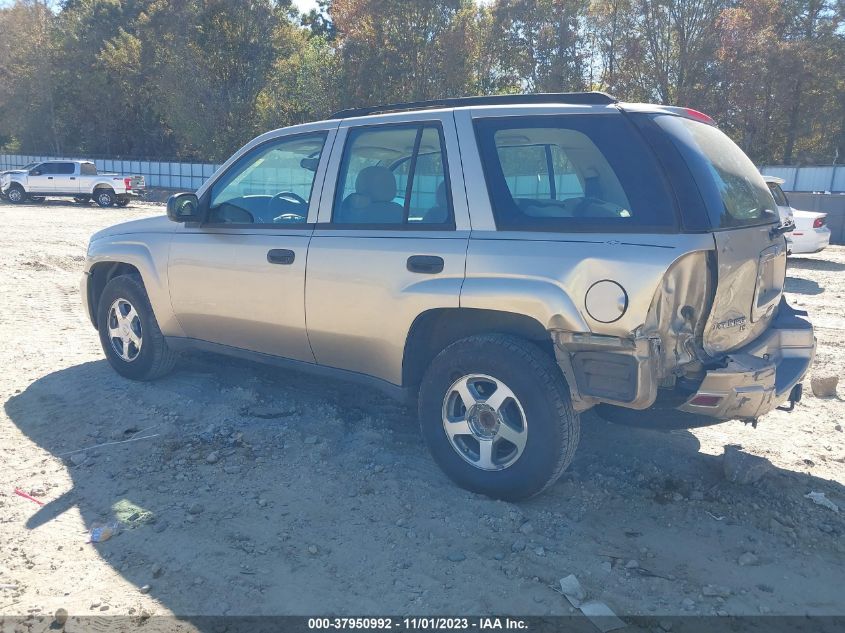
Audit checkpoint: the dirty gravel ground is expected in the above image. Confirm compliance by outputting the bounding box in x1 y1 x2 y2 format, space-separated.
0 200 843 627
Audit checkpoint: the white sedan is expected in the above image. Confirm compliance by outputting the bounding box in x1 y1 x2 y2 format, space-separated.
763 175 830 255
791 209 831 254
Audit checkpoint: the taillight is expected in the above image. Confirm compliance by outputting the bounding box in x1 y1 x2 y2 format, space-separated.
813 217 826 228
683 108 716 126
124 177 132 191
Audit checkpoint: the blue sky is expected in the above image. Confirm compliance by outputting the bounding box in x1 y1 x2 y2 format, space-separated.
291 0 319 13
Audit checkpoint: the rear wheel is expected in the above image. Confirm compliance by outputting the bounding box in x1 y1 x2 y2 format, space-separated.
418 334 579 500
6 184 26 203
97 274 177 380
95 188 115 207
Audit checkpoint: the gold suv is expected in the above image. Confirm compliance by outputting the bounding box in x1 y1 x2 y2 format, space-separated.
81 93 814 500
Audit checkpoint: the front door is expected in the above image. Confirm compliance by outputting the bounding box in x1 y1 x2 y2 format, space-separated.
305 114 470 386
168 126 336 362
27 162 55 193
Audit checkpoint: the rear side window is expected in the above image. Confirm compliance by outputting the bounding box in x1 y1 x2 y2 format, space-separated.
474 115 677 232
653 116 777 229
56 162 76 175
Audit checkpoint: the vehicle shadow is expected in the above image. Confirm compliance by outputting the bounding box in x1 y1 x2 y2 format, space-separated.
5 355 845 622
787 256 845 272
784 275 824 295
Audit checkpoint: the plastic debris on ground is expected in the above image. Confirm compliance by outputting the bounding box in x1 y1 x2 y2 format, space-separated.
87 521 121 543
557 574 625 632
805 491 839 513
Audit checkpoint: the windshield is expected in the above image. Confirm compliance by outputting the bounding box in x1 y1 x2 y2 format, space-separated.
654 115 778 229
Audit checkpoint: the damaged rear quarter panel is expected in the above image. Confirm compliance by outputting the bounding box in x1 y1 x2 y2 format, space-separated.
461 231 715 408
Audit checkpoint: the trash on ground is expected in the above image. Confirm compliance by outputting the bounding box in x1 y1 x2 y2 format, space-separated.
13 488 45 506
805 491 839 513
579 600 627 632
87 521 120 543
558 574 586 607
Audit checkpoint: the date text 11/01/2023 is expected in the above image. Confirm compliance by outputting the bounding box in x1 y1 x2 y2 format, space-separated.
307 618 529 630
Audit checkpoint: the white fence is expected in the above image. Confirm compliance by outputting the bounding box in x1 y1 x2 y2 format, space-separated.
759 165 845 193
0 153 221 190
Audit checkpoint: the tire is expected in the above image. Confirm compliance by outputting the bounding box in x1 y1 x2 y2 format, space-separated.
116 197 130 207
418 334 579 501
73 195 91 204
94 188 116 207
6 184 26 204
97 274 177 380
29 196 45 203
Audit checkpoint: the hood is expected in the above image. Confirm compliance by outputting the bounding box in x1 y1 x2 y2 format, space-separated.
90 214 175 242
2 169 26 176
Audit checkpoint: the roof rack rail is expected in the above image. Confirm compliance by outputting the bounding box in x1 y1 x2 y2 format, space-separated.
330 92 617 120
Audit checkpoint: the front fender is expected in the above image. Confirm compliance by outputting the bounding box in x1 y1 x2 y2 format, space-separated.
85 235 183 336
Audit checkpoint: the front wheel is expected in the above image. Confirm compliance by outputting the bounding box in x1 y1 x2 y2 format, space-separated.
97 274 177 380
6 184 26 203
418 334 579 501
94 189 116 207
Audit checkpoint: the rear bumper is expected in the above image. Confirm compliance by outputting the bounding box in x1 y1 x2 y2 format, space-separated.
790 227 830 254
678 300 815 420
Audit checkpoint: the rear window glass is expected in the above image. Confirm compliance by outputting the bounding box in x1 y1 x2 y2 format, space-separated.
474 115 677 232
767 182 788 206
653 115 777 229
80 163 97 175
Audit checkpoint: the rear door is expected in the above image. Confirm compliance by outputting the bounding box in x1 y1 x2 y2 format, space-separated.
305 111 469 386
51 162 79 193
651 115 785 355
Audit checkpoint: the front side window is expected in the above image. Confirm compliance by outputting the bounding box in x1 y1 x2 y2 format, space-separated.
37 163 57 175
475 115 677 232
208 132 327 225
333 124 452 226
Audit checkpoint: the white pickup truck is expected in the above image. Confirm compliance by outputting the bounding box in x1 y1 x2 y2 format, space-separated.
0 159 145 207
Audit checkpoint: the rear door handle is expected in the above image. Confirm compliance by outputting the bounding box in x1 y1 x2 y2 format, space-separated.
47 176 53 179
267 249 295 265
70 177 76 180
407 255 444 274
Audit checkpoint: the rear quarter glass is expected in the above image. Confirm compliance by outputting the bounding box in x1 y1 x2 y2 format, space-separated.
650 114 778 231
473 114 679 233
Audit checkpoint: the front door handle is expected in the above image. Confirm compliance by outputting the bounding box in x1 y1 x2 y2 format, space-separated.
70 177 76 180
407 255 444 274
267 248 295 265
47 176 53 179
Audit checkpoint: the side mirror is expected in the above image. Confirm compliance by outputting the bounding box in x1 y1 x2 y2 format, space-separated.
30 169 41 176
167 193 201 223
